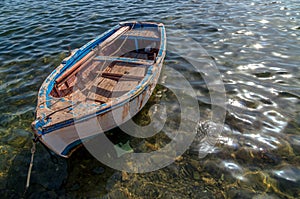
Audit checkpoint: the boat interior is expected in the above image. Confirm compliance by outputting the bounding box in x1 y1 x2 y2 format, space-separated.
50 25 162 104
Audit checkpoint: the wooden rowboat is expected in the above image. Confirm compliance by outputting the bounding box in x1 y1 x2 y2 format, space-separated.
31 21 166 158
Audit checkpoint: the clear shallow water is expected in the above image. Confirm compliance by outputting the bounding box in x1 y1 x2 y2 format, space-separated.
0 0 300 198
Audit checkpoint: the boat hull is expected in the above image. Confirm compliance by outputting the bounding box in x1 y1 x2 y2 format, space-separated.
32 21 166 158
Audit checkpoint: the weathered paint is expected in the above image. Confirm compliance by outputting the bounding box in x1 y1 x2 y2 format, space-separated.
122 102 130 120
32 21 166 157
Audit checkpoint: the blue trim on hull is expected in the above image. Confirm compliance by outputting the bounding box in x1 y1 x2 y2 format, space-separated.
61 140 82 156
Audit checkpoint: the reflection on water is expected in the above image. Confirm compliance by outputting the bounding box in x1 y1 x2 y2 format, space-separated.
0 0 299 198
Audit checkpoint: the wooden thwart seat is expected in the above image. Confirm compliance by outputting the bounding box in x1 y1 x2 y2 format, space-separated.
120 29 160 41
94 56 153 65
86 78 116 103
86 75 139 103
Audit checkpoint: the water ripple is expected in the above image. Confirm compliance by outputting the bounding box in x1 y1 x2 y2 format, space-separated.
0 0 299 198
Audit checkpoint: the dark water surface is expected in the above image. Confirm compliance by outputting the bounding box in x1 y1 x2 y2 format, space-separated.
1 0 300 198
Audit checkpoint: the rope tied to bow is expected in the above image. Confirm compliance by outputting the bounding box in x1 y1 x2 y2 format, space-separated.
24 136 39 195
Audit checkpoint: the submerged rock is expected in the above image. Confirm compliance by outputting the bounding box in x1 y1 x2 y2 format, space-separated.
6 143 68 196
0 189 19 199
92 166 105 174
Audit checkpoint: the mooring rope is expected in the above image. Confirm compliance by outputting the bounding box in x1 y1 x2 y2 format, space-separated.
24 137 39 196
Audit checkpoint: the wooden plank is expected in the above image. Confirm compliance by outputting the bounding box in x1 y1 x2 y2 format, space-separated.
86 92 108 103
70 90 87 102
53 84 61 96
56 50 95 85
87 77 117 103
89 77 117 98
109 62 147 76
94 55 152 65
113 81 138 92
102 80 139 98
101 72 144 81
122 29 160 39
97 78 117 91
